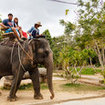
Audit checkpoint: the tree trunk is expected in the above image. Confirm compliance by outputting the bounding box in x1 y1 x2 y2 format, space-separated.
94 42 104 70
89 57 93 66
102 47 105 65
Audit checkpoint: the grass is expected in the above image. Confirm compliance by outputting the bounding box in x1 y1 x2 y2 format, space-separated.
41 83 48 90
61 83 105 92
71 67 102 75
54 68 102 79
19 83 32 90
80 68 101 75
2 80 105 94
1 83 48 90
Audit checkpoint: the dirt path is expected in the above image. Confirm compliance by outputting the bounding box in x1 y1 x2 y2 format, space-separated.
0 80 105 105
78 74 104 86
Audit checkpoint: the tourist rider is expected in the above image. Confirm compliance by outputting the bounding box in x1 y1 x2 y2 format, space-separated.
0 13 21 41
13 17 23 38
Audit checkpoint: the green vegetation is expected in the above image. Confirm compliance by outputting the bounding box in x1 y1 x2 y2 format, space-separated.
19 83 32 90
20 83 48 90
49 0 105 83
61 83 105 92
2 81 105 93
81 68 101 75
1 83 48 90
42 29 53 48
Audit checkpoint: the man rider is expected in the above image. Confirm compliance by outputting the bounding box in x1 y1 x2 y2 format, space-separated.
28 22 45 39
0 13 21 41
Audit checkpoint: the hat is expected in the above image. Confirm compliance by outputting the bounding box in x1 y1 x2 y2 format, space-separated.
35 22 42 26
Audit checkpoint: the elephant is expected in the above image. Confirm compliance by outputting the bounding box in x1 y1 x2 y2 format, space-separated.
0 38 54 101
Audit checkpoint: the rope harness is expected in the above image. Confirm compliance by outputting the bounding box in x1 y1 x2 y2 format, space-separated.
11 41 34 72
10 41 34 97
18 44 26 72
17 42 33 61
11 42 16 64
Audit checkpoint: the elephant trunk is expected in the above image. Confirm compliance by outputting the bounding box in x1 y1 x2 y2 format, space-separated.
45 52 54 99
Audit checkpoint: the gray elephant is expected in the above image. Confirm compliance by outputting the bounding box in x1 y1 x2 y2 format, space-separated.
0 38 54 101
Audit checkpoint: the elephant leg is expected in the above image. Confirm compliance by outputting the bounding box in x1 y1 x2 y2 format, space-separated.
0 76 2 79
29 68 43 100
0 76 2 96
7 68 25 101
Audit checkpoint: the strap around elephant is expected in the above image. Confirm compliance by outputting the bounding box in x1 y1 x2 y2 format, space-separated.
17 41 33 61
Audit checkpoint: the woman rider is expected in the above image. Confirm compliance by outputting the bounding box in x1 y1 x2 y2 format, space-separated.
14 17 27 38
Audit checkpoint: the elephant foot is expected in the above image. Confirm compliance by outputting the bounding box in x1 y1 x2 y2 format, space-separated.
34 93 43 100
7 95 18 102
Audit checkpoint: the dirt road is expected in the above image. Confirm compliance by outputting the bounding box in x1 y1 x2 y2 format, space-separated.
0 79 105 105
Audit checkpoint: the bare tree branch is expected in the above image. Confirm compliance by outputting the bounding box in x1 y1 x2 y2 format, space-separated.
49 0 78 5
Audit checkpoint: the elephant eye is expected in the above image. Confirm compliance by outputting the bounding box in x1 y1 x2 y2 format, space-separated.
45 50 49 56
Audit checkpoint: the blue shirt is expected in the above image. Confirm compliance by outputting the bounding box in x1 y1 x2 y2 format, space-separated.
3 19 13 27
28 26 39 38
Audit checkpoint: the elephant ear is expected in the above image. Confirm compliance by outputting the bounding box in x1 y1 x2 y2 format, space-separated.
33 39 40 47
33 38 40 41
32 38 40 44
29 39 40 51
29 39 39 45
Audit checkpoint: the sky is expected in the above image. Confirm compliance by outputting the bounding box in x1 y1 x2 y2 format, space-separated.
0 0 78 37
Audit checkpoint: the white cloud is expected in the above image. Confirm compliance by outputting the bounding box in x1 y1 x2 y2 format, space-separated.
0 0 78 37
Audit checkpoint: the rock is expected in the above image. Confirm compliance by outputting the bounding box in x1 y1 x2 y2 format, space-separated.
39 68 47 75
22 68 47 80
3 79 12 89
3 68 47 89
39 68 47 83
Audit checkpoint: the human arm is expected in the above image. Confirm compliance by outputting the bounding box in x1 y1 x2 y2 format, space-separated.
0 23 9 29
2 19 10 29
27 31 32 36
27 27 34 36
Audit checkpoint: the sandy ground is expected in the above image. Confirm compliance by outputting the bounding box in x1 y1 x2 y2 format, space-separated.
0 79 105 105
1 90 105 105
